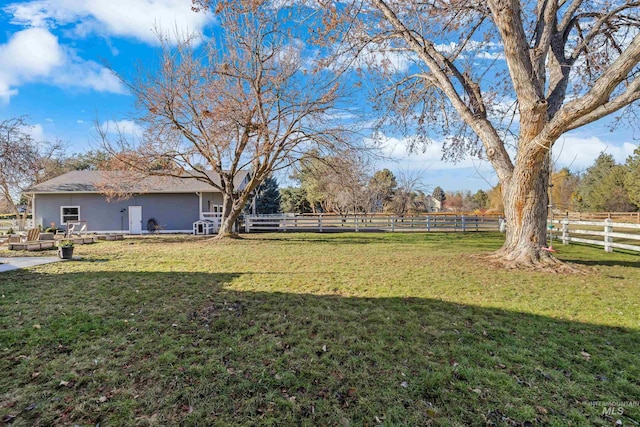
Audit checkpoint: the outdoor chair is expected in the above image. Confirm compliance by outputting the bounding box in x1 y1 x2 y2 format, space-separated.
7 228 55 251
25 228 40 242
66 222 88 238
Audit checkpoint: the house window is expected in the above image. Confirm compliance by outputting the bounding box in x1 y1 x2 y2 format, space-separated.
61 206 80 224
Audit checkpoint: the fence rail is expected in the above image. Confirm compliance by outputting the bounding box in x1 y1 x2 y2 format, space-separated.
245 213 501 233
555 211 640 223
549 218 640 253
0 219 34 232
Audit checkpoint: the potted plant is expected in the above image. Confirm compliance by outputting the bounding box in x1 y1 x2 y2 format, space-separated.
57 240 74 259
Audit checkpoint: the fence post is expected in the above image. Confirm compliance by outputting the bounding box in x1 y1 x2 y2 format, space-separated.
245 215 251 233
355 215 359 232
319 215 323 233
461 215 466 232
604 218 613 253
391 216 395 232
562 218 569 245
475 215 479 232
427 215 431 232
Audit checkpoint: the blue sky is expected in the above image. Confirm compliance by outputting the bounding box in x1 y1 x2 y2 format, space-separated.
1 0 638 193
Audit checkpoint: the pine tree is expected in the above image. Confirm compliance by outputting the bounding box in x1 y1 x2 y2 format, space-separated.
432 186 446 203
253 176 281 214
625 146 640 209
574 154 616 211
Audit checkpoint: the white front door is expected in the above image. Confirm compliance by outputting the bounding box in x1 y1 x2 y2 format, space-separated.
128 206 142 234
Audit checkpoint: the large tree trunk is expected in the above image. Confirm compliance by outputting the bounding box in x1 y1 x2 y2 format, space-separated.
217 193 239 238
216 185 256 239
495 153 561 269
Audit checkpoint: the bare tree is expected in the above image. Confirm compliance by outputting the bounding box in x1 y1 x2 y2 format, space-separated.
293 153 370 214
103 4 351 238
319 0 640 269
0 117 63 229
388 170 424 216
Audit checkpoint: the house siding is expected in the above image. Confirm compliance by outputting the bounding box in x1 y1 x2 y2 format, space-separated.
201 192 224 210
35 193 201 232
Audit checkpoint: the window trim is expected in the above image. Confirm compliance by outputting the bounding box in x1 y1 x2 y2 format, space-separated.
60 206 80 225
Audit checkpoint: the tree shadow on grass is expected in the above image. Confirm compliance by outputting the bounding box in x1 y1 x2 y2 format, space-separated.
1 270 638 427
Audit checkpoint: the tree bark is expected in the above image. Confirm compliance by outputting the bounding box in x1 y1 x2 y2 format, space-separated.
217 193 239 238
495 152 562 268
216 180 257 239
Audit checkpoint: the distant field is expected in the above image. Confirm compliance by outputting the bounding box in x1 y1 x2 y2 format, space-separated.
1 233 639 426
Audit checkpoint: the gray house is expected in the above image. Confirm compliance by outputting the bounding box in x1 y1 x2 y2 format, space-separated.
27 170 250 234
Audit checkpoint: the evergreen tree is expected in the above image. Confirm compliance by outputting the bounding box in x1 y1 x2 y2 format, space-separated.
625 146 640 209
574 153 617 211
368 169 397 212
590 166 635 211
470 190 489 210
432 186 446 203
280 187 311 213
252 176 281 214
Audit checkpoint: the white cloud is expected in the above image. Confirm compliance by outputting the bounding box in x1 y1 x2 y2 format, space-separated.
5 0 215 45
0 28 125 103
552 134 638 171
100 120 144 137
373 132 639 189
380 132 638 173
375 134 494 172
476 51 506 60
22 123 46 142
354 45 414 73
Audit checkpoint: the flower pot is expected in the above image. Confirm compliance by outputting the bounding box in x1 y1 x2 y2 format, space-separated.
58 246 74 259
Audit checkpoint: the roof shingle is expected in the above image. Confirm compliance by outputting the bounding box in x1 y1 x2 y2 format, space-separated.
28 170 250 193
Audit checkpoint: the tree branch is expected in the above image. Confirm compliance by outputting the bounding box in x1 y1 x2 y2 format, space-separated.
548 32 640 137
566 76 640 130
371 0 514 181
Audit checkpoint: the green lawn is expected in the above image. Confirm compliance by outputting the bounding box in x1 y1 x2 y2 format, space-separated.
1 233 639 426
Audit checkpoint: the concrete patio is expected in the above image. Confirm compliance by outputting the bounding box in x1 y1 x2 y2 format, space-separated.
0 257 63 273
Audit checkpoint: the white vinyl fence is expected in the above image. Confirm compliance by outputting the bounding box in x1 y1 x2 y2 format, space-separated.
549 218 640 253
0 218 34 232
244 214 501 233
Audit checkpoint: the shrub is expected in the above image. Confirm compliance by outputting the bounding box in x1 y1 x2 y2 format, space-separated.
57 240 74 248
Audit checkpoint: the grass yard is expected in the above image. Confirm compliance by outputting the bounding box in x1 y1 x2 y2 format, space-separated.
1 232 639 426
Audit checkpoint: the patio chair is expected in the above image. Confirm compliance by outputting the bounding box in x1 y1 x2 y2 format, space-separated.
7 228 54 251
66 223 75 238
66 222 88 238
25 228 40 242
